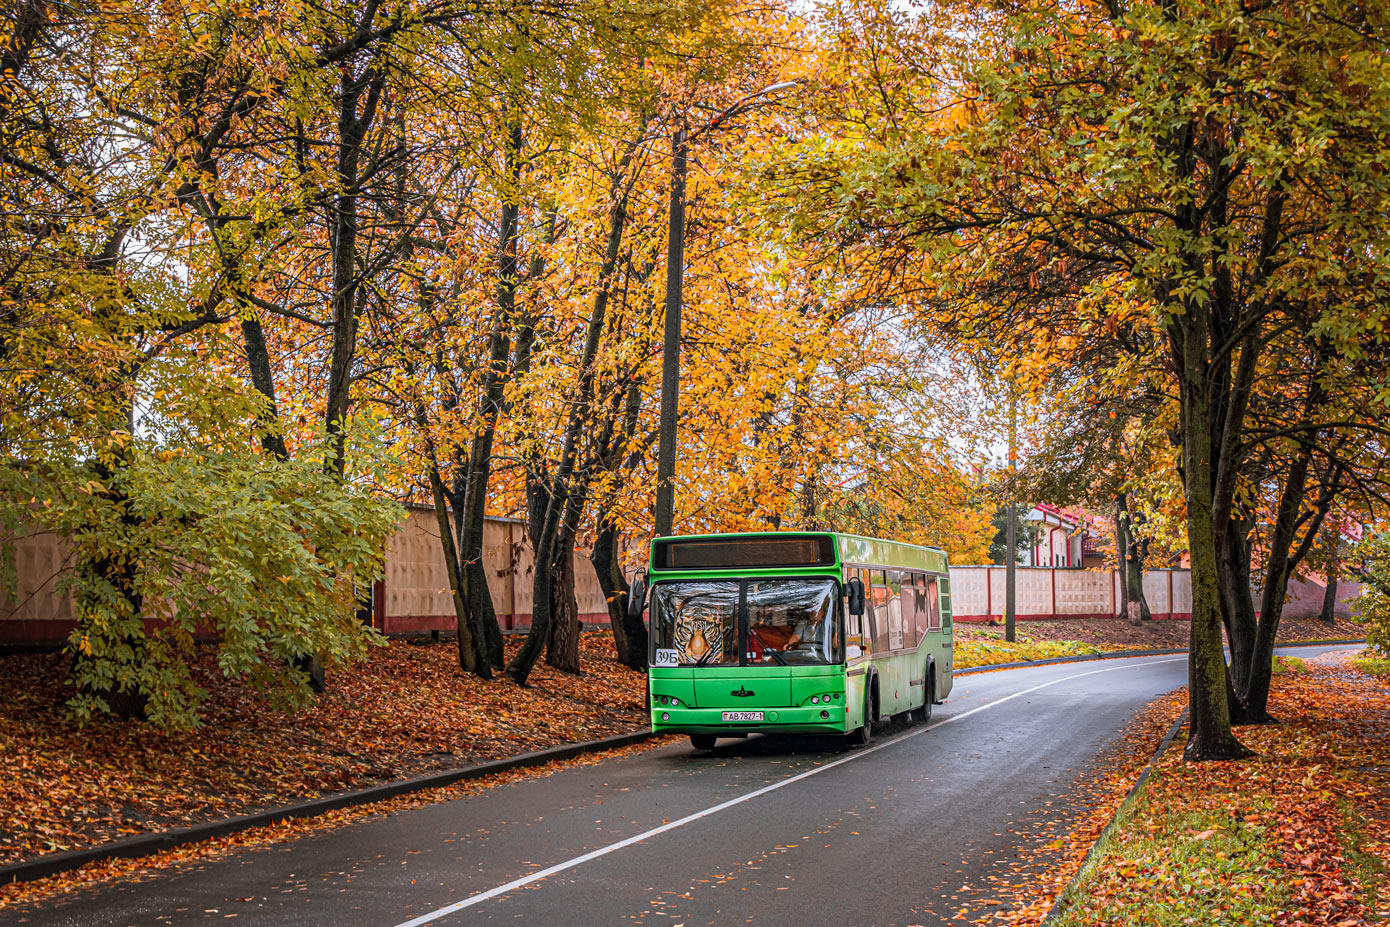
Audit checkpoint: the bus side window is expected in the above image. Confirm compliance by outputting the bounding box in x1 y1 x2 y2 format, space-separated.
926 576 941 631
869 569 890 653
912 573 929 642
886 570 904 650
900 572 911 644
940 576 952 629
844 567 864 657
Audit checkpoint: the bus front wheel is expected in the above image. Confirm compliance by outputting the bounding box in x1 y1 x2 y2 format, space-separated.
690 734 717 751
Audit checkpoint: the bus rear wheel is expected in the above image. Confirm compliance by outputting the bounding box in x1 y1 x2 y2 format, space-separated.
849 688 874 746
913 669 934 723
690 734 717 751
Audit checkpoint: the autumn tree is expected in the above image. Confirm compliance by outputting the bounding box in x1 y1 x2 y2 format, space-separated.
0 0 405 726
775 0 1390 758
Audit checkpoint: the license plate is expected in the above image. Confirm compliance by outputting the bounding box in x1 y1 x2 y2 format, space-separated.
721 711 764 722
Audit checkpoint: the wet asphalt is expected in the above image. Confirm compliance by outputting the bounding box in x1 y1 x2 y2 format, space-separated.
3 647 1347 927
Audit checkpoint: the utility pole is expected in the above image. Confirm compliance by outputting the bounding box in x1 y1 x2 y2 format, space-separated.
653 122 687 539
1005 384 1017 643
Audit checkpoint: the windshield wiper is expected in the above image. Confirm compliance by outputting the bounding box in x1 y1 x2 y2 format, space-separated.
746 628 789 665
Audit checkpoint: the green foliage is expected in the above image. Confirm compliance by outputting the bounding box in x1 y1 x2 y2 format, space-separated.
986 505 1042 566
1 392 403 730
1353 533 1390 658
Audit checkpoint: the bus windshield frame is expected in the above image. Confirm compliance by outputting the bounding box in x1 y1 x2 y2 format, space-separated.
649 576 843 668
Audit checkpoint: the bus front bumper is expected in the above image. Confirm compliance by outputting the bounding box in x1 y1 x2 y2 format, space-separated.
651 705 847 735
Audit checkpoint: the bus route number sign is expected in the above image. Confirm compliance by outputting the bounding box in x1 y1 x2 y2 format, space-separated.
653 649 679 667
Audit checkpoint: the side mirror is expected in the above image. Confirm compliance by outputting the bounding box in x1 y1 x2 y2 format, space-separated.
846 577 865 616
627 573 647 620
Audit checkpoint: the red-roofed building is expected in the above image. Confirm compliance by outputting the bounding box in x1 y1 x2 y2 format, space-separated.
1022 503 1103 568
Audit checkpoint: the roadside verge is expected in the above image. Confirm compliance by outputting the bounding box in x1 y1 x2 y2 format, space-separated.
1038 651 1389 926
0 728 655 888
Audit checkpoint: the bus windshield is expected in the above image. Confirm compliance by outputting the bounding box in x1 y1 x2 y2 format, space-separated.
746 579 838 665
651 578 839 667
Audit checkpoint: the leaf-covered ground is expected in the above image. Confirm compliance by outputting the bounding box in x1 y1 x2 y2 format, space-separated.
0 631 648 869
1044 651 1390 926
954 615 1364 669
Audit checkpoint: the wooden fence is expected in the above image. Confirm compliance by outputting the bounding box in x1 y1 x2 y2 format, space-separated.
1 518 1362 646
0 505 616 647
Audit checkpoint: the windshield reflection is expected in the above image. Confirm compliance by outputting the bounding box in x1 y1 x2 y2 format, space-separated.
650 578 839 667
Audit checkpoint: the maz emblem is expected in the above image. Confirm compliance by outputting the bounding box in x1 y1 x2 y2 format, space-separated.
730 686 756 698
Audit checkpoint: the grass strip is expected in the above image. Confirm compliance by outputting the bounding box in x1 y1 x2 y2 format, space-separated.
954 637 1113 669
1353 652 1390 680
1272 654 1308 675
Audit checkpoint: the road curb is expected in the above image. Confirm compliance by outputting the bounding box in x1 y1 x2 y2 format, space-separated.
954 638 1366 676
1042 708 1189 924
0 728 657 888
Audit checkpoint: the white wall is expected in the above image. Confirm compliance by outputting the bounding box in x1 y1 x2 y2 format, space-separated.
949 566 1192 620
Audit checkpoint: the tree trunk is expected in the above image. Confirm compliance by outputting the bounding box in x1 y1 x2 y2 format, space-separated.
511 476 564 685
1218 517 1259 723
592 523 630 666
1244 442 1316 721
240 317 289 460
1114 502 1130 618
1116 493 1151 625
427 462 482 674
545 470 588 673
545 534 581 674
508 163 631 686
592 520 647 669
459 516 503 669
408 393 487 677
323 65 383 481
1125 540 1151 623
314 63 384 693
1175 314 1248 761
455 121 526 670
1320 569 1339 624
449 475 493 679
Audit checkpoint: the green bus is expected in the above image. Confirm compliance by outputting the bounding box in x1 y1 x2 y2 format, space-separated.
629 532 953 750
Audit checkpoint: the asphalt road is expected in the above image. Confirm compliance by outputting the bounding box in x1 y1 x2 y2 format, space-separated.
4 646 1348 927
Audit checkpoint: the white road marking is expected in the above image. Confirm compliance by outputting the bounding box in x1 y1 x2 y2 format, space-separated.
390 656 1184 927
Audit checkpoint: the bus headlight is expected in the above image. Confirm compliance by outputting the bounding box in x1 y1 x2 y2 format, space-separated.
811 696 820 704
661 712 670 721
